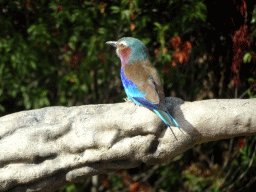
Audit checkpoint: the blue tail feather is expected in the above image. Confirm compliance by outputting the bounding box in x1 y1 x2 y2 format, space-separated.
153 109 180 128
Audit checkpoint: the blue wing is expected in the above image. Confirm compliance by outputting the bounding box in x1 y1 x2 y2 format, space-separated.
120 68 179 127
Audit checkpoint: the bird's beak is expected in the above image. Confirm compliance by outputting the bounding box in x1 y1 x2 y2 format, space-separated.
106 41 117 47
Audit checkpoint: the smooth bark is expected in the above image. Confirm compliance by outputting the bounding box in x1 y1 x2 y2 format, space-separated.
0 98 255 191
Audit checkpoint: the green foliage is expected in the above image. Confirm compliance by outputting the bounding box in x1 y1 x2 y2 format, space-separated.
64 184 78 192
183 163 224 192
155 163 182 191
0 0 209 115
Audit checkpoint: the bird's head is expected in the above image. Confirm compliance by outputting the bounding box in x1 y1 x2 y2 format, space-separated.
106 37 149 67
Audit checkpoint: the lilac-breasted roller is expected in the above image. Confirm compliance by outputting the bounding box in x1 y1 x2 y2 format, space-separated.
106 37 179 128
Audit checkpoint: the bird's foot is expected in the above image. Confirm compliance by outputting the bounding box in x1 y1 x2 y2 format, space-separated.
124 97 132 102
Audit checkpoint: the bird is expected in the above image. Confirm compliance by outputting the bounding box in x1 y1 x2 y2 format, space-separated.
106 37 180 128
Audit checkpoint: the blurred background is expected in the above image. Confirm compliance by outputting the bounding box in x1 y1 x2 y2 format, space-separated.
1 0 256 191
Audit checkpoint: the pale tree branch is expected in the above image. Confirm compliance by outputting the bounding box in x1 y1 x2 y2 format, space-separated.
0 98 255 192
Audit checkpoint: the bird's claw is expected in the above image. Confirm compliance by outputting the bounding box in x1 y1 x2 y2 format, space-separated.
124 97 132 102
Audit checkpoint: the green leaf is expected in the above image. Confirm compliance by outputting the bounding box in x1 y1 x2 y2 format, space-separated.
98 27 107 35
243 52 252 63
0 105 5 112
65 184 78 192
154 22 162 29
80 84 88 93
248 77 255 83
110 6 120 13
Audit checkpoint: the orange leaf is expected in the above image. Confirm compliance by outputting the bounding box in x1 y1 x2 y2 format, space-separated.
154 47 160 57
130 22 135 31
172 60 177 67
182 41 192 51
130 182 140 192
170 36 181 50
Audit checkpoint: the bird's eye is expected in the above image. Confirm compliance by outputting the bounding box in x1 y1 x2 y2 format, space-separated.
118 41 127 48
